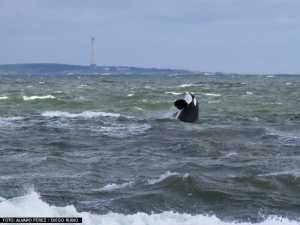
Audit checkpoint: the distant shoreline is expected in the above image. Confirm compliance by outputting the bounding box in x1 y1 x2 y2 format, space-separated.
0 63 299 76
0 63 192 76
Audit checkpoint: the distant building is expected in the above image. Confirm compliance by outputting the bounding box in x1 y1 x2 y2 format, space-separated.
90 37 96 68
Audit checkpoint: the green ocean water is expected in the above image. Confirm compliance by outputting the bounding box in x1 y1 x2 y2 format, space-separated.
0 74 300 224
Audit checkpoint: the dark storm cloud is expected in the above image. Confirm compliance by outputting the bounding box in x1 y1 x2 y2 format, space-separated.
1 0 300 73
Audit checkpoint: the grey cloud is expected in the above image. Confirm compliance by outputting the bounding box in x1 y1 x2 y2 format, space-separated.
1 0 300 73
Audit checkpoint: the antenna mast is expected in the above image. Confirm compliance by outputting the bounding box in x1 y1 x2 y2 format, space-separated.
90 37 96 68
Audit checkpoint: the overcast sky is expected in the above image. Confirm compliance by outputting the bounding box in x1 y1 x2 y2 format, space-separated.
1 0 300 73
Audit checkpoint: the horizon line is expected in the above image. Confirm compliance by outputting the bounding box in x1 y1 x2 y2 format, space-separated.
1 62 300 75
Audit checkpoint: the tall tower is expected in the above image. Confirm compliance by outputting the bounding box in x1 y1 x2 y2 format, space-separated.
90 37 96 68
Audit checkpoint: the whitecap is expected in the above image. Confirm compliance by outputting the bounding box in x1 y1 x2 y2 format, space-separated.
165 91 183 96
0 116 24 127
148 171 179 185
78 84 90 89
41 111 121 119
265 128 300 146
203 93 222 97
258 170 300 178
127 93 135 97
53 91 63 94
183 173 190 179
0 190 298 225
225 152 238 158
97 181 133 191
0 96 9 100
133 107 144 111
178 84 194 88
23 95 56 101
246 91 253 95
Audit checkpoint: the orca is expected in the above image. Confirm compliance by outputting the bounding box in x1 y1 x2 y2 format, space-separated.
174 92 199 123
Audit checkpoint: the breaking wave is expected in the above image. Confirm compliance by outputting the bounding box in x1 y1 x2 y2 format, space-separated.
23 95 56 101
97 181 133 191
0 191 298 225
41 111 121 119
148 171 180 185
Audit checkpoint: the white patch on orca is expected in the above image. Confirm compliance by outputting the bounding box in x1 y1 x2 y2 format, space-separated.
193 98 197 106
175 110 182 119
184 93 193 104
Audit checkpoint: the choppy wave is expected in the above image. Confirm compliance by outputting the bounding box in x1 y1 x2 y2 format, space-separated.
0 191 298 225
98 181 133 191
265 128 300 146
96 123 151 138
0 116 24 127
41 111 121 119
23 95 56 101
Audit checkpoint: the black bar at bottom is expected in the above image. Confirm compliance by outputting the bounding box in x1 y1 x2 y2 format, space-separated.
0 217 82 223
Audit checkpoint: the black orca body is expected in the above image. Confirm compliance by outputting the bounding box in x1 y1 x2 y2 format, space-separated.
174 93 199 123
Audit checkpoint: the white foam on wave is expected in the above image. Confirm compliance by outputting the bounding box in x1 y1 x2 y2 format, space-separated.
178 83 196 88
148 171 179 185
53 91 63 94
79 84 89 88
133 106 144 111
23 95 56 101
0 116 24 127
98 181 133 191
225 152 238 158
265 128 300 146
258 170 300 178
0 96 9 100
203 93 222 97
41 111 121 119
165 91 183 96
0 190 298 225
